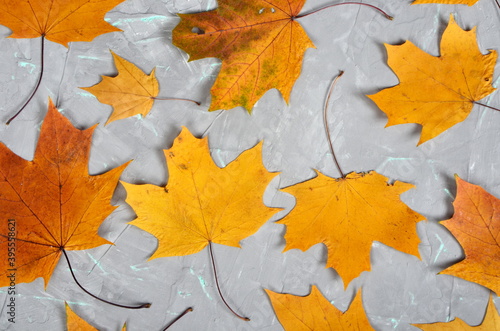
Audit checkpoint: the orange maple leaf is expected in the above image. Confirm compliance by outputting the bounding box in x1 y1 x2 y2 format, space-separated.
0 99 127 288
279 171 423 286
66 302 98 331
439 176 500 295
81 51 159 125
123 127 279 258
413 0 479 5
413 294 500 330
172 0 315 112
0 0 124 47
265 286 374 330
367 15 497 145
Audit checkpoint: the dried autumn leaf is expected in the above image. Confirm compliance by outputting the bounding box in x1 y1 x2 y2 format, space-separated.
0 0 124 47
66 302 98 331
439 175 500 295
368 15 497 145
265 286 373 330
413 294 500 330
123 127 279 259
413 0 479 5
279 171 422 286
0 99 127 287
172 0 314 112
81 51 159 125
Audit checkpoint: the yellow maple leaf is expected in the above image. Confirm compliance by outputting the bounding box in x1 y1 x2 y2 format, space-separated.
266 286 374 330
172 0 314 112
81 51 159 125
279 171 423 286
123 127 279 259
413 0 479 5
440 175 500 295
413 294 500 330
0 0 123 47
368 15 497 145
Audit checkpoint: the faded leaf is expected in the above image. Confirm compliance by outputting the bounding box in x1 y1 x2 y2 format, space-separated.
81 51 159 125
173 0 314 112
265 286 373 330
123 127 279 259
440 176 500 295
413 294 500 330
0 0 124 46
0 99 127 287
279 171 422 286
368 15 496 145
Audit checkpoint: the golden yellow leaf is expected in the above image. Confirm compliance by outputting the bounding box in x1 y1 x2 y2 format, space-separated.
66 303 98 331
440 176 500 295
172 0 314 112
266 286 374 330
81 51 159 125
413 0 478 5
413 294 500 330
0 0 123 47
279 171 422 286
368 15 496 145
123 127 279 259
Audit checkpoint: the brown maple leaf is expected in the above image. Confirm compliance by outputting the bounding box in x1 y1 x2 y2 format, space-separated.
279 171 423 287
0 0 124 47
266 286 374 330
0 99 127 288
172 0 315 112
368 15 497 145
440 176 500 295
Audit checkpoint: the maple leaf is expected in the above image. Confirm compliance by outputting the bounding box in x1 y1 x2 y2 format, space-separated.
265 286 374 330
0 0 124 47
81 51 159 125
123 127 279 259
439 175 500 295
279 171 423 286
413 294 500 330
367 15 497 145
66 302 98 331
0 99 127 288
172 0 315 112
413 0 479 5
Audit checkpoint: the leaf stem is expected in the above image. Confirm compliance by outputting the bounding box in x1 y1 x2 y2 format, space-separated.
7 35 46 125
474 101 500 112
208 241 250 321
324 71 345 178
495 0 500 10
162 307 193 330
62 248 151 309
152 96 201 106
295 2 393 20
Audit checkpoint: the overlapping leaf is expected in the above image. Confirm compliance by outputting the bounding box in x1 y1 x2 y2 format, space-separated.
368 15 497 145
440 176 500 295
266 286 373 330
0 0 124 46
81 51 159 125
279 171 423 286
172 0 314 112
123 128 279 259
0 100 127 287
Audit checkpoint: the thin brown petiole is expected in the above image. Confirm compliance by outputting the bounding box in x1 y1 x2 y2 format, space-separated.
152 96 201 105
62 249 151 309
324 71 345 178
7 35 46 125
162 307 193 330
495 0 500 10
208 241 250 321
295 2 393 20
474 101 500 112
